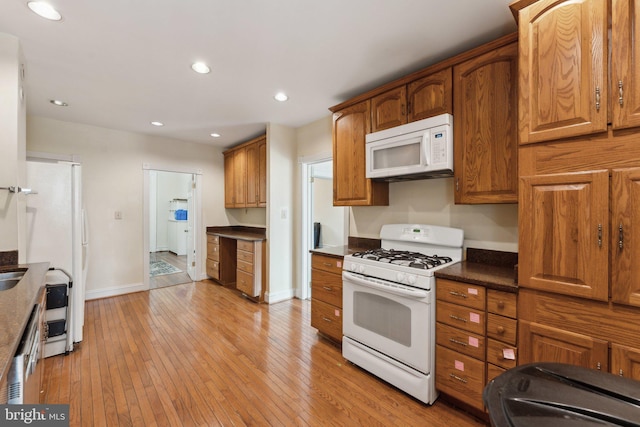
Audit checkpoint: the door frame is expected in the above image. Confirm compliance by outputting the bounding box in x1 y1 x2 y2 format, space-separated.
143 164 203 289
298 153 348 300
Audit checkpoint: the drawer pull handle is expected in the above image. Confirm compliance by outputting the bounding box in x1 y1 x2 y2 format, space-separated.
497 326 505 335
322 317 332 323
322 286 333 291
449 373 467 384
449 338 467 347
449 315 467 323
449 291 467 298
323 262 333 267
619 369 624 377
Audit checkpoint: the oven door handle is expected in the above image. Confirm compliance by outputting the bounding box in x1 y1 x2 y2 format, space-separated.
342 271 429 299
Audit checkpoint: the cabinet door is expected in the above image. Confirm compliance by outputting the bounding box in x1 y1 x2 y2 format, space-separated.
371 86 407 132
519 320 608 371
407 68 452 122
223 151 235 208
518 0 607 144
258 138 267 207
611 343 640 380
611 0 640 130
611 168 640 307
519 170 609 301
245 141 259 207
453 42 518 204
233 147 247 208
332 100 388 206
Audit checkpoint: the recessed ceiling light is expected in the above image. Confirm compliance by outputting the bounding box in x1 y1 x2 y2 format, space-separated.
274 92 289 102
191 62 211 74
27 1 62 21
49 99 68 107
210 133 221 138
151 121 164 127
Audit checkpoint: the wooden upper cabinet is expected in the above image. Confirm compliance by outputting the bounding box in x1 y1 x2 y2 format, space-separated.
224 151 235 207
519 170 609 301
371 86 407 132
223 134 266 209
519 320 609 370
245 142 259 207
332 100 389 206
233 147 247 208
453 42 518 204
258 137 267 207
611 0 640 130
611 168 640 307
517 0 607 144
407 68 452 122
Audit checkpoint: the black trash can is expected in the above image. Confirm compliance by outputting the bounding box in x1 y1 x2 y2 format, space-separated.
484 363 640 426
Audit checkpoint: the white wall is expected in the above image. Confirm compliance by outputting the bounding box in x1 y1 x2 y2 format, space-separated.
312 177 343 247
0 33 24 254
266 123 296 302
26 116 228 297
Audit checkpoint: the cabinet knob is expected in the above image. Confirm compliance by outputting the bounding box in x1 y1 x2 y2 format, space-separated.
497 300 505 309
497 326 505 334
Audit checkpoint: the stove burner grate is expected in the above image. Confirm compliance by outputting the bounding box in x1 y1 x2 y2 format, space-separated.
351 249 453 270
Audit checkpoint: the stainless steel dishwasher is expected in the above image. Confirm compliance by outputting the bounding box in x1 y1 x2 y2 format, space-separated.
8 302 44 404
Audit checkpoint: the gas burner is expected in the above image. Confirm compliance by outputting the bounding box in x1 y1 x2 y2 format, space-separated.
351 248 452 270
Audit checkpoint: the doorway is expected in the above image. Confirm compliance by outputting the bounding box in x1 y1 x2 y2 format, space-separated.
298 155 348 300
143 166 203 290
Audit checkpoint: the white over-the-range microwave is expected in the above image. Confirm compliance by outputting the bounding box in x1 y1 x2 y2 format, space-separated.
365 113 453 181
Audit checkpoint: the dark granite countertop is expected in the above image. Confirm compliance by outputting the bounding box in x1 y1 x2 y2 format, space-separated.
207 226 266 241
435 248 518 293
0 262 49 386
309 245 358 258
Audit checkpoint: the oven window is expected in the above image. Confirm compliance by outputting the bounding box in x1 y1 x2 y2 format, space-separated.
353 291 411 347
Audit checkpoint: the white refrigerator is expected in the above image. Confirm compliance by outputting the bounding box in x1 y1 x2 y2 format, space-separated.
25 159 87 355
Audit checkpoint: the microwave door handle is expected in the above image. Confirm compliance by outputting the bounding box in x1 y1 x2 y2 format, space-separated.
422 131 430 166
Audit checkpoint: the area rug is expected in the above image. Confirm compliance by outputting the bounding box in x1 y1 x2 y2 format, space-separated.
150 260 182 277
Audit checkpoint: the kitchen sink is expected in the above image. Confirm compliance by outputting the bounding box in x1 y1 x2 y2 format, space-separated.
0 268 27 291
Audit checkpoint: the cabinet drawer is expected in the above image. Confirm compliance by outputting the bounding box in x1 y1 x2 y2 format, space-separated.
207 234 219 245
237 249 254 263
435 345 485 411
206 260 219 280
237 239 254 253
487 289 517 318
486 338 517 370
311 254 343 275
311 298 342 342
236 269 258 297
487 363 506 384
436 300 485 335
311 269 342 307
436 279 486 310
436 322 485 360
237 259 254 274
487 313 517 345
207 243 220 261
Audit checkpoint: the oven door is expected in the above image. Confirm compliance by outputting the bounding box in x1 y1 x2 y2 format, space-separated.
342 270 434 373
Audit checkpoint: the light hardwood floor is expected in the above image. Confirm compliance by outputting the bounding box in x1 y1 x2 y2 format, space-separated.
42 281 486 426
150 251 192 289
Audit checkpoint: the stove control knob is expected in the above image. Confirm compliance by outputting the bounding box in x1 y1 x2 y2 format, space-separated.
396 272 405 283
358 265 365 274
407 275 416 285
348 263 357 272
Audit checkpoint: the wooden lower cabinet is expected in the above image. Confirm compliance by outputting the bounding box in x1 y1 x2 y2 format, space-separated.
611 344 640 380
310 253 343 343
235 239 265 299
206 235 236 286
435 279 517 412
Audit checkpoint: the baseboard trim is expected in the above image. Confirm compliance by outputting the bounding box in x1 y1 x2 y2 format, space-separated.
85 282 148 300
265 288 295 304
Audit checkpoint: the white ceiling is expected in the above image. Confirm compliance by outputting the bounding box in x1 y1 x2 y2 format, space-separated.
0 0 517 149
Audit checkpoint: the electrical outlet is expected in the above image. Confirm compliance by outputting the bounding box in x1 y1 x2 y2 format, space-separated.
114 211 123 220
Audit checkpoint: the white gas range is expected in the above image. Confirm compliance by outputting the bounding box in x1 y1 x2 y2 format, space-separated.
342 224 463 404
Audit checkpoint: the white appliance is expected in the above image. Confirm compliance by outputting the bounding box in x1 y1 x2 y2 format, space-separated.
365 113 453 181
25 158 87 355
342 224 463 404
